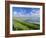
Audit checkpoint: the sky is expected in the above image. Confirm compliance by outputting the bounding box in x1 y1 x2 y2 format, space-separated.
12 7 40 17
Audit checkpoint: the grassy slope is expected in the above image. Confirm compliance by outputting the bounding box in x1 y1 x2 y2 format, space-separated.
13 17 40 31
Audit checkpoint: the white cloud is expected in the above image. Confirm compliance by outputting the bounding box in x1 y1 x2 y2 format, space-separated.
13 9 40 17
13 12 17 15
30 10 40 17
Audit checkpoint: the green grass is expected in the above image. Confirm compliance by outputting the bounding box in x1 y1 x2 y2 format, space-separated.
13 17 40 31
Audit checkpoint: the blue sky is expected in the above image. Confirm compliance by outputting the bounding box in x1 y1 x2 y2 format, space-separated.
12 7 40 17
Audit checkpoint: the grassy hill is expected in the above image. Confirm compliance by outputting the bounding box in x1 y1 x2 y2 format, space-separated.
13 17 40 31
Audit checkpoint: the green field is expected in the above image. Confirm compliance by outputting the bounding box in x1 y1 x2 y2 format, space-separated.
12 17 40 31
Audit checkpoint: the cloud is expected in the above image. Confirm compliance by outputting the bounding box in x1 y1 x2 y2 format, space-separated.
30 9 40 17
13 8 40 17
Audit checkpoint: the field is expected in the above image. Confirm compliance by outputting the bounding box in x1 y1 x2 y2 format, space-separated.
12 17 40 31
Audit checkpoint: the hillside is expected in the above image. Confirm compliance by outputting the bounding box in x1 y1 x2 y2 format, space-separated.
13 17 40 31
